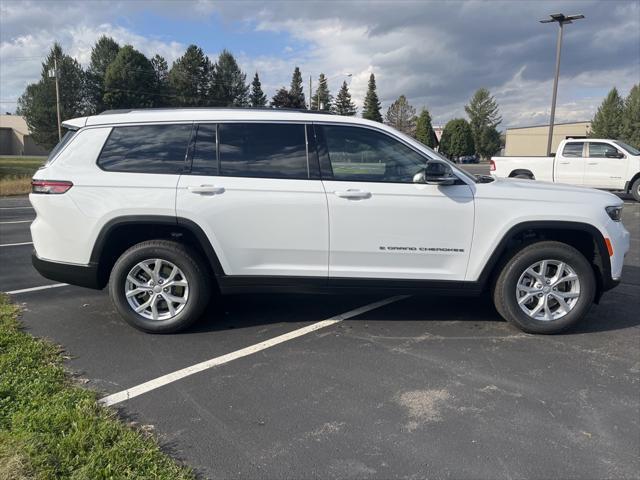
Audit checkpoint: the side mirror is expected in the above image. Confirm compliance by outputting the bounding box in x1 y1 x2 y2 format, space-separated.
420 162 457 186
605 151 624 159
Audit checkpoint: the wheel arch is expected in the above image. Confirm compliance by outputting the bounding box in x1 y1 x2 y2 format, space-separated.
478 221 613 302
90 215 225 288
509 169 535 179
625 172 640 193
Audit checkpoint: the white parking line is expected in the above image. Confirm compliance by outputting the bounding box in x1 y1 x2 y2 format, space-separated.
0 206 33 210
0 241 33 247
99 295 409 407
0 220 32 224
6 283 68 295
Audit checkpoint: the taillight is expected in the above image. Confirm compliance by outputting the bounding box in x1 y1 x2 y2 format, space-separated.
31 179 73 194
489 160 496 171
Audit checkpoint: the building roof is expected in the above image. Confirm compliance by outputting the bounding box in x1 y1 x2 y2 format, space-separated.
0 114 30 135
506 121 590 131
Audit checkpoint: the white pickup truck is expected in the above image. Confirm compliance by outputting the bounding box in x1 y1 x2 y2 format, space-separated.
491 138 640 201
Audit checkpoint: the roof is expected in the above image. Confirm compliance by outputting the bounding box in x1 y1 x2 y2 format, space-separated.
62 108 380 130
0 114 30 135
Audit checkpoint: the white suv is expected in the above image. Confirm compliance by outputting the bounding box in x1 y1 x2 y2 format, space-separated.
30 109 630 334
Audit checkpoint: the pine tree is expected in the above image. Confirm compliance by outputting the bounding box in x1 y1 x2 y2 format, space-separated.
621 84 639 146
86 36 120 114
477 126 501 159
249 72 267 107
289 66 306 109
362 73 382 122
17 43 86 149
465 88 501 158
150 54 170 107
168 45 212 107
210 49 249 107
271 87 293 108
591 87 624 139
414 108 438 148
439 118 475 159
333 81 357 116
103 45 156 109
311 73 332 111
385 95 415 134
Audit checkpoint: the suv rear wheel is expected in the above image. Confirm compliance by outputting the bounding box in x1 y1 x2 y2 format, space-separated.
109 240 210 333
493 241 596 334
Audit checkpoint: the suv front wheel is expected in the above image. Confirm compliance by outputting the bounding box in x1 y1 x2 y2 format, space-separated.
493 241 596 334
109 240 210 333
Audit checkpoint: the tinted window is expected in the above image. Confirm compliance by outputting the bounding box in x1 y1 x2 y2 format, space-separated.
219 123 308 179
589 142 620 158
321 125 426 183
562 142 584 157
98 124 191 174
191 124 217 175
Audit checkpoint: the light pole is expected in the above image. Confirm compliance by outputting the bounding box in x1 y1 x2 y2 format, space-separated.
540 13 584 156
314 73 352 110
49 56 62 141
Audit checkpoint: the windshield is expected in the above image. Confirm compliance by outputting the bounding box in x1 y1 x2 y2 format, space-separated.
45 129 76 165
613 140 640 156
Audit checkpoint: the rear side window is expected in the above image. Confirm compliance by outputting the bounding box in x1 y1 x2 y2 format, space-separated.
98 124 192 174
218 123 308 179
562 142 584 158
191 124 217 176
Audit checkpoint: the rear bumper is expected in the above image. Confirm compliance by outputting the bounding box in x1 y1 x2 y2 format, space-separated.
32 252 102 290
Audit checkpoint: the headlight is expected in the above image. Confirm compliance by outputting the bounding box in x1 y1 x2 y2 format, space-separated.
606 205 623 222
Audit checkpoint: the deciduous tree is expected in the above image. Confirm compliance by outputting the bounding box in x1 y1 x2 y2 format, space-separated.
439 118 475 159
385 95 415 134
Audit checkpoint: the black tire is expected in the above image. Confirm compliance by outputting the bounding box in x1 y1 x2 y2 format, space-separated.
109 240 211 333
493 241 596 334
631 177 640 202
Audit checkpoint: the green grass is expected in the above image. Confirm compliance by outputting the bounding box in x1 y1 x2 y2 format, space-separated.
0 295 195 480
0 157 45 179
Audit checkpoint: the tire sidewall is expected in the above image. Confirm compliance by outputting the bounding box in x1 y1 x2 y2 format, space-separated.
632 178 640 202
109 243 207 333
499 243 595 334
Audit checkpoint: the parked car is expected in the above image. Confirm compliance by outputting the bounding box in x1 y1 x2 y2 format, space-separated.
31 109 629 334
490 138 640 201
459 155 479 164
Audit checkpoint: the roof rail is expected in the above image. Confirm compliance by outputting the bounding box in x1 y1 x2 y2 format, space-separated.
98 107 333 115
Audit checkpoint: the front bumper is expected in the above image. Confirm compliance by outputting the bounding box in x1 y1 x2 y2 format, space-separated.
32 252 103 290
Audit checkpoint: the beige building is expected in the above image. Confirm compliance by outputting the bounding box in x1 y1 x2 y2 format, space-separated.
504 121 591 156
0 114 48 156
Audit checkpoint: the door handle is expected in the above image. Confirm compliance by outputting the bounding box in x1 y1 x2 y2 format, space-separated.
587 162 598 165
335 189 371 199
187 185 225 194
558 161 570 165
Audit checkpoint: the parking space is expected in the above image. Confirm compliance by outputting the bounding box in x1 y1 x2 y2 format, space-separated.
2 193 639 479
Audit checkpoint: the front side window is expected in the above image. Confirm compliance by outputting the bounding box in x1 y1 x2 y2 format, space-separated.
321 125 426 183
589 142 621 158
562 142 584 158
97 124 192 174
613 140 640 156
218 123 308 179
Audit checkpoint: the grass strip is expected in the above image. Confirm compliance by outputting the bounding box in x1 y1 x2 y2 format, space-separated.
0 295 195 479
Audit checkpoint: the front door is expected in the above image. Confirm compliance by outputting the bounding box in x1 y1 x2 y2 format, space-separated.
176 122 328 277
316 124 474 281
555 141 586 185
584 142 628 189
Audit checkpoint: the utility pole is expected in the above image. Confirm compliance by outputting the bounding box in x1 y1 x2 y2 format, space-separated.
309 75 312 110
53 55 62 141
540 13 584 156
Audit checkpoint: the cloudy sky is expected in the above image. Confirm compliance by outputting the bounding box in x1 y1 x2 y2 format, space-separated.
1 0 638 128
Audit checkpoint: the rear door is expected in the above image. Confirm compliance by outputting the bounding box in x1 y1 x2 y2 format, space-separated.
316 124 474 281
555 141 586 185
584 142 628 189
176 122 328 278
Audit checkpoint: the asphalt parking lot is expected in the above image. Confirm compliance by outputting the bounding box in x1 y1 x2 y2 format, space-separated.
1 184 639 479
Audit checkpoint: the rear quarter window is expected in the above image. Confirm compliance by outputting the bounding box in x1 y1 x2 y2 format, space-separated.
97 124 192 174
562 142 584 157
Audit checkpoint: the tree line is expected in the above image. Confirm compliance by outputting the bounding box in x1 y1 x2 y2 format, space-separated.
590 85 640 147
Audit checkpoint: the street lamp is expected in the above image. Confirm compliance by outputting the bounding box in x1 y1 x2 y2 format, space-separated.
540 13 584 156
311 73 352 110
